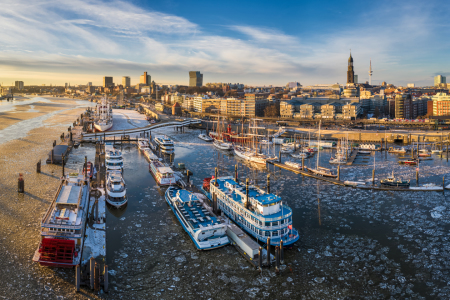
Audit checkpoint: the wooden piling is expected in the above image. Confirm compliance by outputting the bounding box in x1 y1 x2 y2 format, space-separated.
94 262 100 291
245 178 249 210
372 169 375 186
234 164 238 183
416 169 419 186
302 156 304 170
89 257 95 289
104 265 109 293
275 246 280 274
18 173 24 193
258 247 263 271
266 237 271 267
36 159 41 173
280 240 284 264
337 165 340 181
75 265 81 292
267 174 270 194
62 154 65 177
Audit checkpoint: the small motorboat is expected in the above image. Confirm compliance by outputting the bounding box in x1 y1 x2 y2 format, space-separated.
291 152 309 159
285 161 302 169
388 147 407 154
380 171 410 187
198 134 213 142
398 159 418 165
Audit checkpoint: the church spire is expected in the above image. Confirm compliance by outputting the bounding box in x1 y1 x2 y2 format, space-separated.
347 51 355 84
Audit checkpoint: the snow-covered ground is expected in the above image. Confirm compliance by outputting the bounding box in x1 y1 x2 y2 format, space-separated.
82 188 106 265
110 109 149 131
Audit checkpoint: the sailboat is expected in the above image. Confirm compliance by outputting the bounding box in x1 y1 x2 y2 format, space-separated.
329 136 348 164
213 114 233 150
233 119 277 164
305 121 337 178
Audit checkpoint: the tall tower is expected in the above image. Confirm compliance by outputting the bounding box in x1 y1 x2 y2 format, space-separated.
368 59 373 86
347 52 354 85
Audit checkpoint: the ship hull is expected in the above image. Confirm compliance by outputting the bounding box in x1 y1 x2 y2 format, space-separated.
94 122 113 132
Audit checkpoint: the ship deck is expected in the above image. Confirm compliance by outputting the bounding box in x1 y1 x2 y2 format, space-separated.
169 189 221 230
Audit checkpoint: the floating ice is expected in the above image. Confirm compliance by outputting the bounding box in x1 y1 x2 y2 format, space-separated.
120 217 126 221
314 277 325 283
120 253 128 258
108 269 117 276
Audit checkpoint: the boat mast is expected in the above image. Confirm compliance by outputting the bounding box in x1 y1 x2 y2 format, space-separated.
316 120 321 169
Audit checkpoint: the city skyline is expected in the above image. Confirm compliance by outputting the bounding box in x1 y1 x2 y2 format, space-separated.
0 0 449 87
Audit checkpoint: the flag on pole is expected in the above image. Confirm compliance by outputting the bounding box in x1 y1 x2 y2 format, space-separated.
288 225 292 230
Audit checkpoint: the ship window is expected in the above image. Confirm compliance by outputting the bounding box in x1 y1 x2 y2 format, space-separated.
264 231 270 236
272 231 279 236
265 222 270 227
271 221 278 226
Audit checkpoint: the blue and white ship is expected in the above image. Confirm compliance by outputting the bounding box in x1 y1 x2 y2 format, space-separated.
209 176 299 246
165 187 230 250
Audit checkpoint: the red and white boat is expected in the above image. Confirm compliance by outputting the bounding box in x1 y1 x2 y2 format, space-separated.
83 161 94 179
33 173 89 267
149 160 176 185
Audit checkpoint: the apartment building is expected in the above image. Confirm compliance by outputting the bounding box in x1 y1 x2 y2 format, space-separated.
342 103 361 119
432 93 450 116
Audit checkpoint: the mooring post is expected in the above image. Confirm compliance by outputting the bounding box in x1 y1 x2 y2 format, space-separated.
94 262 100 291
267 174 270 194
337 165 340 181
18 173 24 193
103 132 106 142
266 237 271 267
245 178 250 209
280 240 284 264
275 246 280 274
104 265 109 293
372 169 375 186
51 148 54 164
258 247 263 271
37 159 41 173
85 156 88 180
90 257 95 289
234 164 238 183
62 154 65 177
75 265 81 292
416 169 419 186
302 156 305 170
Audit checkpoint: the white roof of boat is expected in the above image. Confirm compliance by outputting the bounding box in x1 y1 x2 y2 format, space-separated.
158 167 174 173
56 185 81 205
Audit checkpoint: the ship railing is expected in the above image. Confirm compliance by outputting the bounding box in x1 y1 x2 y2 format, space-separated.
41 180 64 224
224 202 292 228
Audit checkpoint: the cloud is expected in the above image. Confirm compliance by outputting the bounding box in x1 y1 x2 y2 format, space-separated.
0 0 448 86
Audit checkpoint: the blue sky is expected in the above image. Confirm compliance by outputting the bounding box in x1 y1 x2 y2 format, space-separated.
0 0 449 87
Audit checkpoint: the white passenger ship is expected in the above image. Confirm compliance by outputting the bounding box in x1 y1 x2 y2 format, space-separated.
105 143 123 170
165 187 229 250
154 135 175 154
33 173 89 267
94 97 113 132
209 176 299 246
106 170 127 208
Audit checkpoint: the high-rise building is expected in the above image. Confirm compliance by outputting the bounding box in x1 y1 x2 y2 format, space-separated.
87 82 92 86
65 83 68 88
122 76 131 88
140 72 151 85
434 75 446 86
395 94 412 119
347 53 355 85
189 71 203 87
103 76 113 87
14 81 24 90
354 75 358 84
432 93 450 116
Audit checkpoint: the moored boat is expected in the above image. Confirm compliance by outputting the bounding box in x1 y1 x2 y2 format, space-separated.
198 133 214 142
94 97 113 132
165 187 229 250
388 147 407 154
285 161 302 169
209 176 299 246
213 140 233 150
305 166 338 178
398 159 418 165
380 172 410 187
154 135 175 155
105 170 127 208
149 160 176 185
137 138 150 151
32 173 89 267
105 143 123 171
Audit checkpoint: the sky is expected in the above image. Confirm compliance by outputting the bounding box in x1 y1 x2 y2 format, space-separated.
0 0 449 87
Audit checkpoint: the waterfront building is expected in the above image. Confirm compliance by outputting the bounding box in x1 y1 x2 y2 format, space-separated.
189 71 203 87
122 76 131 88
321 102 343 119
432 93 450 116
342 102 361 119
172 102 182 116
434 75 446 87
103 76 113 88
14 81 24 90
140 72 151 85
298 103 321 119
193 96 220 113
280 99 302 118
395 93 412 119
